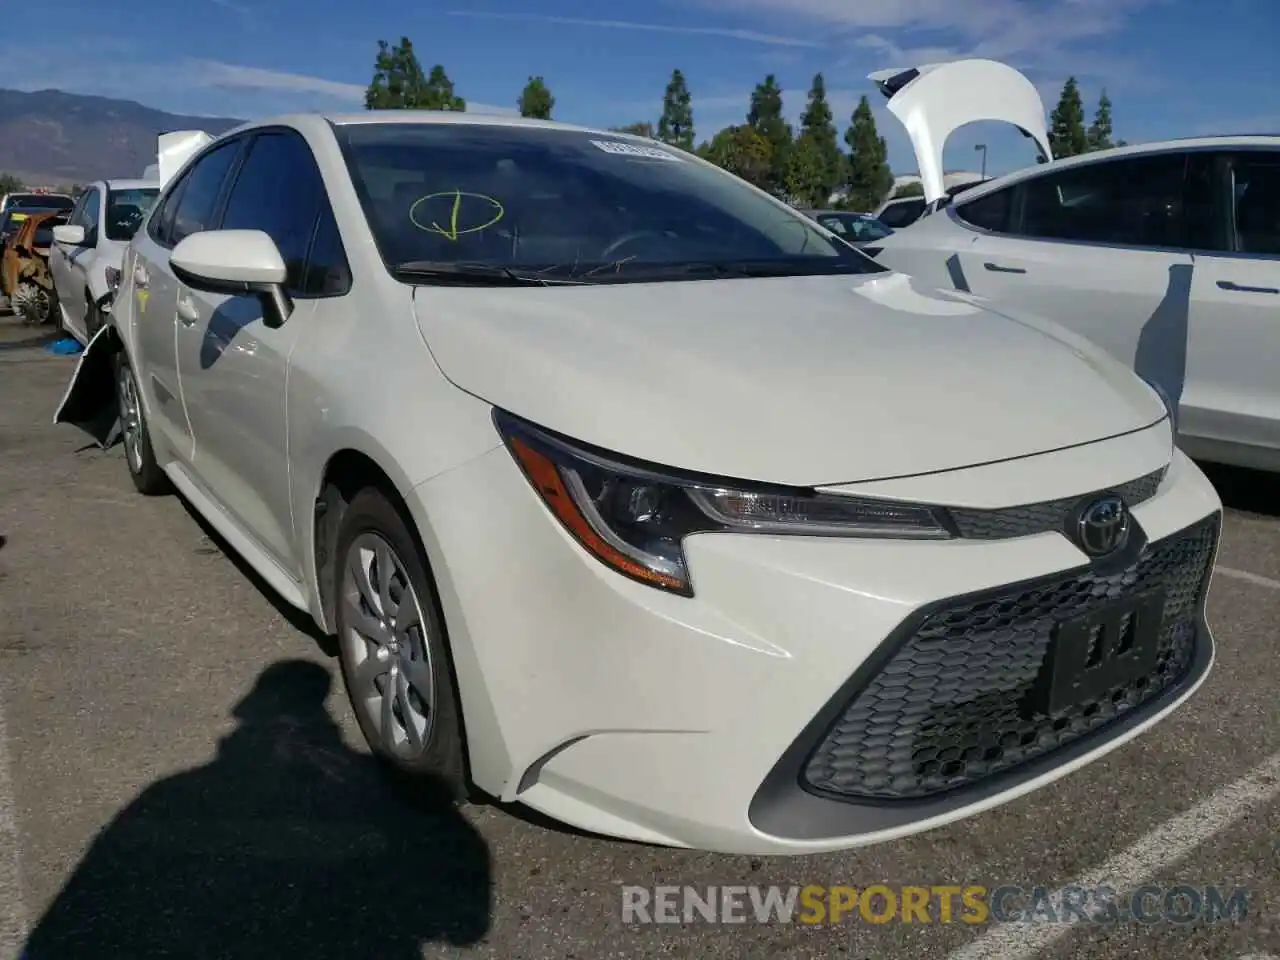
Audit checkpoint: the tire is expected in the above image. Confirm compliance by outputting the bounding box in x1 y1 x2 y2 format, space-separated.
333 487 468 798
113 350 169 495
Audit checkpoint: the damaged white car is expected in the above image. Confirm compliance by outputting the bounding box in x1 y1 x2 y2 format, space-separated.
869 58 1280 473
56 112 1220 855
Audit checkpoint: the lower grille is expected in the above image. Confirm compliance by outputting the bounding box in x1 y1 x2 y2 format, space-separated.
802 515 1218 802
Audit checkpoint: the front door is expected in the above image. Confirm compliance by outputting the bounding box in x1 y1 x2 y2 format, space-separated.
173 129 335 576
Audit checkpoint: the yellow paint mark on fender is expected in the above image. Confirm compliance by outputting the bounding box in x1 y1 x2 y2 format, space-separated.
136 289 149 313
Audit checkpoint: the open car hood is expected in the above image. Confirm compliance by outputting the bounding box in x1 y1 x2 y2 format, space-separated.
156 130 215 190
869 59 1053 204
413 272 1166 486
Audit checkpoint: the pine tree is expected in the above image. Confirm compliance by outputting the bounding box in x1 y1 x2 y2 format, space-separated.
1087 89 1114 152
843 96 893 211
704 125 773 190
365 38 464 111
747 75 794 197
1048 77 1088 158
793 73 843 206
657 70 695 151
518 76 555 120
612 122 655 138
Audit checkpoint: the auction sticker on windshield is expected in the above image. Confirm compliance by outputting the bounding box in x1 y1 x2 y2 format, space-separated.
589 140 683 161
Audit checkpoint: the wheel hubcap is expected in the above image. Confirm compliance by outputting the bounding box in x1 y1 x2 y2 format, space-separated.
118 365 143 471
341 533 435 758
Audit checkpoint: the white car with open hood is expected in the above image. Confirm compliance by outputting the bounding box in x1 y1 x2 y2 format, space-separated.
56 111 1222 855
868 58 1280 474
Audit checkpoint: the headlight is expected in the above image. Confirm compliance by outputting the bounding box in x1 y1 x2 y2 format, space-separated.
495 411 954 596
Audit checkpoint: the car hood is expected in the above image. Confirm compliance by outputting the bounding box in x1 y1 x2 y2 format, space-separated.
412 271 1165 486
869 59 1052 204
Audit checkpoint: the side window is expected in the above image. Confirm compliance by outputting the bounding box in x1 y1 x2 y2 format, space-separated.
218 132 327 294
1229 154 1280 255
1016 153 1189 248
148 177 187 246
878 198 925 228
301 205 352 297
955 189 1012 232
81 188 101 240
169 141 242 246
66 192 89 228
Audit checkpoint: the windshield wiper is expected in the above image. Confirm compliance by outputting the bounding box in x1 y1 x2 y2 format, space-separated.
390 261 559 286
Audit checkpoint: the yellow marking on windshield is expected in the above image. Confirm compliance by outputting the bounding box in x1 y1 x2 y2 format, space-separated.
409 190 505 240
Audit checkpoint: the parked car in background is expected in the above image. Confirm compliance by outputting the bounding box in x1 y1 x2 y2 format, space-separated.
1 210 68 324
50 177 159 344
801 209 894 250
57 113 1222 856
869 57 1280 474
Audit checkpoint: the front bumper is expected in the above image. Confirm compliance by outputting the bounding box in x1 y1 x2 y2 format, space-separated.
411 430 1221 855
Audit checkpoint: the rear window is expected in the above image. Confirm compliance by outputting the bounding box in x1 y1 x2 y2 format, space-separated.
105 187 159 241
877 198 926 228
9 194 74 211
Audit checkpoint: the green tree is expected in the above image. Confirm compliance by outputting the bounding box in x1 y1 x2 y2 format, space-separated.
747 75 794 196
518 76 555 120
657 70 695 151
1087 89 1113 151
703 125 773 190
365 38 464 110
785 134 834 207
893 180 925 199
0 173 24 195
792 73 843 206
612 121 655 138
843 95 893 211
1047 77 1088 158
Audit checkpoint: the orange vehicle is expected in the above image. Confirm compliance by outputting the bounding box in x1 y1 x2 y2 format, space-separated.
1 209 67 324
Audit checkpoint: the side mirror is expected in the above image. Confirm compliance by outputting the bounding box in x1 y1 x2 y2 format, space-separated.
53 224 86 245
169 229 293 328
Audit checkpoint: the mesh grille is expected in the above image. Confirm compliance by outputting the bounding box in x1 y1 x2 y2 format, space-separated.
949 469 1165 541
802 515 1217 802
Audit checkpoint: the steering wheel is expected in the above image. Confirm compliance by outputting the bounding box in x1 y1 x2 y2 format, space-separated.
599 229 667 261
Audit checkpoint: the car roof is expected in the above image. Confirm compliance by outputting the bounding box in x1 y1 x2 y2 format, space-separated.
102 178 158 191
216 110 659 142
951 134 1280 204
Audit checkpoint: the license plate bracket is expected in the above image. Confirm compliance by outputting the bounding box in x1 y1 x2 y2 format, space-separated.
1039 589 1166 716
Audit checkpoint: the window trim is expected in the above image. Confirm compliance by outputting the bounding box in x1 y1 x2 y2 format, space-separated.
147 136 248 250
948 142 1280 261
1224 151 1280 257
213 125 353 300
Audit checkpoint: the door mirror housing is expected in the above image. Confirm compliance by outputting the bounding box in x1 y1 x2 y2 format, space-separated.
170 229 293 328
53 224 86 245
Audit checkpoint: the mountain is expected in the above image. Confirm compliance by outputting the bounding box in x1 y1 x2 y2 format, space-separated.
0 89 244 185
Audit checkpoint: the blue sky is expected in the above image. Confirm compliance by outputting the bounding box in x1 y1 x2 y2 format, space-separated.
2 0 1277 176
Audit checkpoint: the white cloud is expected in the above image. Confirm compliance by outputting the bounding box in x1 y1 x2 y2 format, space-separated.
446 10 820 47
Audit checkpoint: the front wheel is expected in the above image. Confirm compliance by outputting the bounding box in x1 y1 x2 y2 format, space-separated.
334 488 468 798
113 351 168 495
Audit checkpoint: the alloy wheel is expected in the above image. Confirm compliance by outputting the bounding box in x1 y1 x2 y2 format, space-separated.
340 532 437 759
117 363 144 473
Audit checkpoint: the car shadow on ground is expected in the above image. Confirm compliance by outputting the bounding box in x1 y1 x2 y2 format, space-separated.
19 658 493 959
1196 460 1280 519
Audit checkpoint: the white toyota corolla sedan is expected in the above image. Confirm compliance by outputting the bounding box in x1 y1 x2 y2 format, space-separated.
59 112 1222 855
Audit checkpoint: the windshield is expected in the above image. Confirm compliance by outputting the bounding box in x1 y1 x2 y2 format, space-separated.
8 194 74 211
336 123 884 284
105 187 159 241
816 213 893 242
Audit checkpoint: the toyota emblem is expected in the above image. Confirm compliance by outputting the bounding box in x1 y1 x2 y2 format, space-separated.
1075 495 1131 557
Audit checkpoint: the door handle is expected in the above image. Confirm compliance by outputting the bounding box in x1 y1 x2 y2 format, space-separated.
983 262 1027 274
133 264 149 287
1217 280 1279 294
177 296 200 326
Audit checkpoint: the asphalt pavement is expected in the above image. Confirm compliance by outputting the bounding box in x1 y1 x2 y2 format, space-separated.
0 318 1276 959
